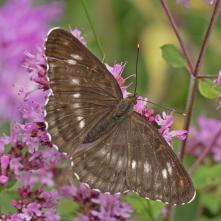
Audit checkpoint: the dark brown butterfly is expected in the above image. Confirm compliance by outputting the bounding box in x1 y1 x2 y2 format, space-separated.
44 28 195 205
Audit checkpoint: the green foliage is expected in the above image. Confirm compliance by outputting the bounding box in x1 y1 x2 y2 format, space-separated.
0 191 18 214
192 164 221 190
201 193 221 214
57 199 80 221
161 44 186 68
123 193 164 221
199 79 220 99
173 194 199 221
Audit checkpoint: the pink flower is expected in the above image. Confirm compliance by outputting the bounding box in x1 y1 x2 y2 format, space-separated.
1 155 10 172
0 0 63 120
134 96 148 113
155 112 174 131
162 129 188 145
187 115 221 162
214 70 221 85
44 208 60 221
0 175 9 184
155 112 187 145
72 29 87 46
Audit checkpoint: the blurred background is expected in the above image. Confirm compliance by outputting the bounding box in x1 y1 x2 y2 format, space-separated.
0 0 221 221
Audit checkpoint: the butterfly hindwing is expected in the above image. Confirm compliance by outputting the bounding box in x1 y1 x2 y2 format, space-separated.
126 112 195 205
44 28 123 153
73 122 129 193
72 112 195 205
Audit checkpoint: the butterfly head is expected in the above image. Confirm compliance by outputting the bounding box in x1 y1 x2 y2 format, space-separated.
114 95 137 118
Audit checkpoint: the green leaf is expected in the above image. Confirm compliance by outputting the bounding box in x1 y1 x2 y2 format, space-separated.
173 194 199 221
201 193 221 214
57 199 79 221
192 164 221 190
5 179 17 190
123 193 164 221
0 191 18 214
161 44 186 68
199 79 219 99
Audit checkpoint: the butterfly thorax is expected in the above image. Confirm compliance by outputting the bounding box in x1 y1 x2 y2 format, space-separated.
83 96 136 144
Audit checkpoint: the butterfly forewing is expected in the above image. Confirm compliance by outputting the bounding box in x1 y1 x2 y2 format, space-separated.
45 28 122 153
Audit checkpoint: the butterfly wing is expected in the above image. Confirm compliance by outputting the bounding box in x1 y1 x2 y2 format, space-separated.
72 112 195 205
126 112 195 205
44 28 123 153
72 119 130 194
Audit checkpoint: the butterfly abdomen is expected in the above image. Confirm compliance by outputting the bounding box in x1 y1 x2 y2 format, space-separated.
83 97 136 144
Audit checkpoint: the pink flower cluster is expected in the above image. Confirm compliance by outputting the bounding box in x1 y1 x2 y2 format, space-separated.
134 99 187 145
187 115 221 162
0 0 62 120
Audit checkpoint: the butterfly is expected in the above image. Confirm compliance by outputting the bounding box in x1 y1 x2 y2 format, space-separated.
44 28 195 205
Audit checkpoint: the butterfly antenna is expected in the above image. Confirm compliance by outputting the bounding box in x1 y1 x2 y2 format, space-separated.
134 44 140 96
137 98 186 116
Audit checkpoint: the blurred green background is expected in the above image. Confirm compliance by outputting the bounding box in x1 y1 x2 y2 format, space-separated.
60 0 221 127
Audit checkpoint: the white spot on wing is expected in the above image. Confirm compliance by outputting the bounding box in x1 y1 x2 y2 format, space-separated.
132 160 136 169
74 172 80 180
73 93 80 98
144 162 150 173
167 162 172 175
162 169 168 179
77 116 83 121
49 63 55 69
72 78 80 85
79 120 85 129
67 59 77 65
71 54 82 60
117 159 123 168
72 103 80 108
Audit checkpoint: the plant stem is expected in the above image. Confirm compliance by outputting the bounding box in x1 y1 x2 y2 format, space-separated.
189 128 221 174
193 0 221 77
160 0 194 75
80 0 105 59
179 0 221 161
159 1 221 221
197 75 218 79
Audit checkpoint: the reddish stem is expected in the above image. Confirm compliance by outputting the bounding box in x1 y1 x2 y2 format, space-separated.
160 1 221 221
193 0 221 76
160 0 194 75
179 0 221 161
